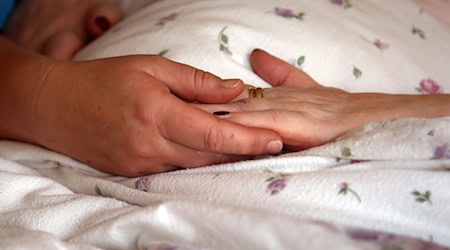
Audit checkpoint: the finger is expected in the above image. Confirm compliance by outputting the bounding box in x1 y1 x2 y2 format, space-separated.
163 139 252 169
159 95 284 155
214 110 323 149
250 49 319 88
86 2 124 37
195 98 279 114
143 56 245 103
42 30 85 60
197 88 310 113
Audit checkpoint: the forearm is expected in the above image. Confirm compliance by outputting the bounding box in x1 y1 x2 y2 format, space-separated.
352 93 450 125
0 36 54 143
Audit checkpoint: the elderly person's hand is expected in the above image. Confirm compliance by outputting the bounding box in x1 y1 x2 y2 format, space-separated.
198 49 450 151
0 38 283 177
3 0 122 60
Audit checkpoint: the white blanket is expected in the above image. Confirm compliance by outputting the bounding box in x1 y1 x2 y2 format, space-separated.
1 0 450 249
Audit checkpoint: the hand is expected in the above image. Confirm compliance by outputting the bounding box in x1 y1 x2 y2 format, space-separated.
25 55 282 176
197 50 450 150
3 0 122 60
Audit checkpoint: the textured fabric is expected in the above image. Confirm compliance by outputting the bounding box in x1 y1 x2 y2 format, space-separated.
0 118 449 249
76 0 450 95
1 0 450 249
0 0 15 31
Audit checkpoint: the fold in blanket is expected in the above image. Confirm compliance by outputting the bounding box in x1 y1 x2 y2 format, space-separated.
1 0 450 248
1 118 449 249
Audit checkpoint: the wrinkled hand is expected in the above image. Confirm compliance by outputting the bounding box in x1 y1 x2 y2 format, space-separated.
31 55 282 176
3 0 122 60
198 50 417 150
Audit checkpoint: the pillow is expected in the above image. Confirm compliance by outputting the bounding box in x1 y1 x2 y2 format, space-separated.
75 0 450 94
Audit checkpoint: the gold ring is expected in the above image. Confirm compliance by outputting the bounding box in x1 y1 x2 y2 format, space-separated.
255 88 264 98
248 87 264 98
248 87 255 98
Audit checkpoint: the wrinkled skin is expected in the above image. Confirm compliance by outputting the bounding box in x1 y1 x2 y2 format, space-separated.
28 54 283 177
198 49 450 151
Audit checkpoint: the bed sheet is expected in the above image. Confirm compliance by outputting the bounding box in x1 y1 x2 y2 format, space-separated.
1 0 450 249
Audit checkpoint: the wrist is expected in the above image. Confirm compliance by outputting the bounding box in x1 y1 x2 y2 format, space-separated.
396 94 450 118
351 93 450 124
0 37 58 144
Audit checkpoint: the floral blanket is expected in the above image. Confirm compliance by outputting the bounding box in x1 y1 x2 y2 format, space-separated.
1 0 450 249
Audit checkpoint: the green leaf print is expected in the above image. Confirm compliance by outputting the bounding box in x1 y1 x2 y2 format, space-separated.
95 185 110 198
341 147 353 157
338 182 361 203
412 190 432 205
297 56 305 66
412 26 426 39
382 245 404 250
221 34 228 43
218 26 232 56
296 12 305 20
158 49 169 57
343 0 352 9
353 66 362 79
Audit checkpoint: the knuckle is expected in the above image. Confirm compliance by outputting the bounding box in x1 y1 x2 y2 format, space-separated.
203 122 224 152
235 98 253 111
193 69 213 91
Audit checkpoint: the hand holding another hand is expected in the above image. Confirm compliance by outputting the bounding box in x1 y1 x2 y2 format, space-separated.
29 55 283 176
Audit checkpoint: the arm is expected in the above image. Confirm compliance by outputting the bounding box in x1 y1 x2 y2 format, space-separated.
198 50 450 150
0 38 283 176
0 36 51 144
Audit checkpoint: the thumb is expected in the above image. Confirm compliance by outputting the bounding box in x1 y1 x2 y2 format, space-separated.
250 49 319 88
86 2 123 37
144 56 245 104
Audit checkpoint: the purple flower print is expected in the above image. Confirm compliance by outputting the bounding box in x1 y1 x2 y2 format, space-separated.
275 7 294 17
330 0 352 9
135 176 154 192
374 39 390 50
433 143 450 159
360 36 390 51
338 182 361 203
274 8 305 20
156 13 178 26
265 174 289 196
417 79 444 94
266 178 287 195
345 228 439 249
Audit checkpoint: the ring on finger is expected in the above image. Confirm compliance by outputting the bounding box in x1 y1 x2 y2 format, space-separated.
249 87 264 98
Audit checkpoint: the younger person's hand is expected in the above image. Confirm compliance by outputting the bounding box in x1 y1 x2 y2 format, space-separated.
3 0 122 60
26 55 282 176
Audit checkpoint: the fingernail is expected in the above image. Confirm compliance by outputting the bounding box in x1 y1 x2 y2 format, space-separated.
220 79 241 89
95 16 111 32
252 48 264 54
213 111 231 118
266 140 283 154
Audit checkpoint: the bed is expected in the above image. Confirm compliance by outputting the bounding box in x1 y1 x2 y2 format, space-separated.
1 0 449 249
